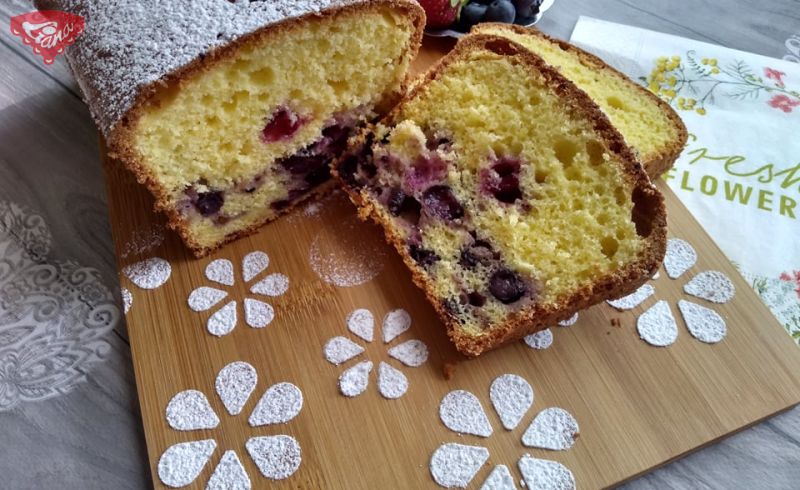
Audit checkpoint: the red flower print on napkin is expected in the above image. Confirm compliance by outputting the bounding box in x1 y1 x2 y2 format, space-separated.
768 94 800 113
779 270 800 299
764 67 787 88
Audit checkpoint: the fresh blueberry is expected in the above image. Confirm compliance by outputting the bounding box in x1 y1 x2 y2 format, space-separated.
513 14 537 25
484 0 516 23
488 268 527 304
515 0 543 20
422 185 464 221
194 191 224 217
409 245 440 267
459 2 488 30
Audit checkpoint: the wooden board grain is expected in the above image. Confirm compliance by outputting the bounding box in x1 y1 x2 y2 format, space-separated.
104 39 800 489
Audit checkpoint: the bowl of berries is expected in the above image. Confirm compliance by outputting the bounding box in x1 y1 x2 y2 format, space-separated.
419 0 555 37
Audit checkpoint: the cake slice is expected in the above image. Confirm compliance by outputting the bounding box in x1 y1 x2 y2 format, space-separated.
471 23 687 179
335 35 667 356
42 0 424 256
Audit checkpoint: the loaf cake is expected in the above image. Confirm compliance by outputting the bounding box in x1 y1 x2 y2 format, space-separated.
335 35 667 356
472 23 687 179
40 0 424 256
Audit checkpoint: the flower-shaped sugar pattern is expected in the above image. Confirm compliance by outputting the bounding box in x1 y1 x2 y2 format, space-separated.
431 374 578 489
119 256 173 315
158 361 303 488
123 257 172 291
323 308 428 400
521 314 579 352
188 251 289 336
605 238 734 347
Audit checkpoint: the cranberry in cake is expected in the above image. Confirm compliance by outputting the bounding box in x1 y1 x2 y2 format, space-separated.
336 36 667 356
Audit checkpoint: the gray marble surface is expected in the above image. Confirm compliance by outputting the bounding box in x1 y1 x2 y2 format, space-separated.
0 0 798 488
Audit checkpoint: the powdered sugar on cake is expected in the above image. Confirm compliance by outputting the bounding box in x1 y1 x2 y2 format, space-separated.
52 0 365 136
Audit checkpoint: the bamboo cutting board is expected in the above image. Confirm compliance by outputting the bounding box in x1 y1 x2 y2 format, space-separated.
104 38 800 489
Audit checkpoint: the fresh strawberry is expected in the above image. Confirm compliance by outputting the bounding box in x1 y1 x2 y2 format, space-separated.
418 0 466 29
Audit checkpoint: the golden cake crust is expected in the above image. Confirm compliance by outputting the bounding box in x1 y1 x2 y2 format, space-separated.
42 0 425 257
335 35 668 357
472 23 688 180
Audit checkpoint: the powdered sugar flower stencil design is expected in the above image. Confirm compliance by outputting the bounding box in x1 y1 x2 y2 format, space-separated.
323 308 428 399
188 251 289 336
0 200 119 410
606 238 734 347
158 361 303 488
431 374 578 489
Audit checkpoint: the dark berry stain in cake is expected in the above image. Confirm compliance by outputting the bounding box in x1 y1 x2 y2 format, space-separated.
442 297 463 319
422 185 464 221
460 239 496 268
467 291 487 307
482 157 523 204
387 188 422 225
194 190 224 217
387 188 408 216
261 106 306 143
238 175 264 193
338 155 360 187
270 188 307 212
409 244 440 267
337 134 377 189
268 114 362 211
425 136 452 152
280 153 323 175
405 154 447 193
304 165 331 187
488 268 527 304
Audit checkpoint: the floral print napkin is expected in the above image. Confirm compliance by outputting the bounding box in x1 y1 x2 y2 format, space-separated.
570 17 800 342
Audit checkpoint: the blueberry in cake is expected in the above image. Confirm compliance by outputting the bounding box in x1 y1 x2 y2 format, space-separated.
40 0 424 256
472 23 687 179
335 35 667 356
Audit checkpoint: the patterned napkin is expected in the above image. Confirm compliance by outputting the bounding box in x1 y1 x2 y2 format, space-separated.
569 17 800 342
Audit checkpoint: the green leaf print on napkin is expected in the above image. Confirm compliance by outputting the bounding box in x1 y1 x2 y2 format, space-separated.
640 50 800 114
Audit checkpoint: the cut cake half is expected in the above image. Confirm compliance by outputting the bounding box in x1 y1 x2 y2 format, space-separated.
472 23 688 179
335 35 667 356
42 0 424 256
